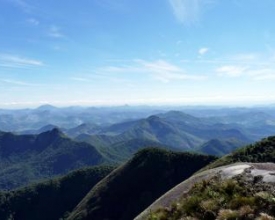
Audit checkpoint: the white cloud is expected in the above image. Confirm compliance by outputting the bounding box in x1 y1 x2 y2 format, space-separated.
0 54 44 68
216 65 248 77
216 64 275 80
198 47 209 55
48 26 64 38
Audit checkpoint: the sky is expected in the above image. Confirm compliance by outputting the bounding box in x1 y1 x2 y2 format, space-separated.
1 0 275 108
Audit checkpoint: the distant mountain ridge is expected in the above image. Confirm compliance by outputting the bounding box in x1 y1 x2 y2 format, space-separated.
76 112 251 152
198 138 247 156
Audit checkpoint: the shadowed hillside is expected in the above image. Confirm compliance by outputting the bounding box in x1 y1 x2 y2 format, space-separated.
67 148 217 220
0 129 107 189
0 165 115 220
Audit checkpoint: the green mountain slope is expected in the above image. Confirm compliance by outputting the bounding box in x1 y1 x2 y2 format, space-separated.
198 138 247 156
77 115 205 151
67 148 217 220
0 165 115 220
77 132 177 163
0 129 107 189
77 112 251 152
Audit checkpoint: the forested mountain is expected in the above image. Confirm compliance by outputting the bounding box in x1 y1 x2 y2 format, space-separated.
67 148 217 220
0 165 115 220
0 134 274 220
0 129 107 189
0 105 274 220
2 106 275 144
76 113 251 153
3 106 275 159
198 138 247 156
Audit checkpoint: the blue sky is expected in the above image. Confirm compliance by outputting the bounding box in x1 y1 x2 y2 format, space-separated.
1 0 275 108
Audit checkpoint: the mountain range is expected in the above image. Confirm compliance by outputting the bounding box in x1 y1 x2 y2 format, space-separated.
0 105 274 219
0 135 273 220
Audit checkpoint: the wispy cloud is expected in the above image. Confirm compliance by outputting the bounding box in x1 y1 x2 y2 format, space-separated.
250 69 275 81
70 77 92 82
8 0 33 13
216 65 275 80
198 47 209 55
169 0 200 25
48 26 65 38
96 59 206 83
138 59 205 82
0 54 44 68
0 79 40 86
27 18 39 26
216 65 248 77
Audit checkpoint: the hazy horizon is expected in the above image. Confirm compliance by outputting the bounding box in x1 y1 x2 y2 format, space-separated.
1 0 275 108
1 102 275 110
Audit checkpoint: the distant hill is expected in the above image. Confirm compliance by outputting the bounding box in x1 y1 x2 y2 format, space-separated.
0 105 161 132
65 123 101 138
19 124 58 135
198 138 247 156
117 115 204 150
77 112 250 152
0 129 107 189
67 148 217 220
202 135 275 170
0 165 115 220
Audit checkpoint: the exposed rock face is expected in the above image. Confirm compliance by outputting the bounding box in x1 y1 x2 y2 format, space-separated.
135 162 275 220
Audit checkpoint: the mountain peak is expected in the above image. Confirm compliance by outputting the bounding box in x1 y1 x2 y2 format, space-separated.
36 104 57 111
147 115 161 121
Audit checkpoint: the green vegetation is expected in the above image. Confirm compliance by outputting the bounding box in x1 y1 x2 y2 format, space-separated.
203 136 275 170
147 175 275 220
0 165 115 220
198 138 247 156
0 129 107 189
77 134 171 163
67 148 217 220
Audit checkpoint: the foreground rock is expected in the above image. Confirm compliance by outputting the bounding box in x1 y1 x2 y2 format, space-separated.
135 162 275 220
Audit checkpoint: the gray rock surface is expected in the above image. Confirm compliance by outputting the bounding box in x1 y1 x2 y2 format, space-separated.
134 162 275 220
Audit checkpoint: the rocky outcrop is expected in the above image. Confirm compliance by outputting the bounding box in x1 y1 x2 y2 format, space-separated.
135 162 275 220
